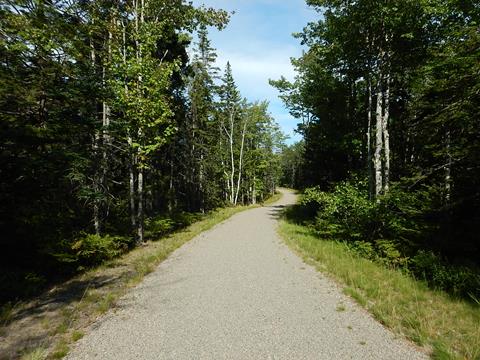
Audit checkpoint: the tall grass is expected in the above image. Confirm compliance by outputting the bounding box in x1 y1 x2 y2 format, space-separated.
279 221 480 359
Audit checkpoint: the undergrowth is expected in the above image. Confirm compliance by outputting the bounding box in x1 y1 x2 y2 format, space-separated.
299 184 480 300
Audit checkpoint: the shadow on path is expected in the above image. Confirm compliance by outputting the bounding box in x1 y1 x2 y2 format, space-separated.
0 269 132 359
267 204 286 220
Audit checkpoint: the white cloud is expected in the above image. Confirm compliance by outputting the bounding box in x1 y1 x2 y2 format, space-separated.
215 47 296 100
190 0 317 143
217 50 296 79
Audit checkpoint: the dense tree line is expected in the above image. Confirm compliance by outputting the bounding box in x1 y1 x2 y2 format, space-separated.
0 0 282 301
274 0 479 297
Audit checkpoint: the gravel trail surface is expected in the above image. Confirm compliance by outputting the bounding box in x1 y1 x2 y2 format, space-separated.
67 189 426 359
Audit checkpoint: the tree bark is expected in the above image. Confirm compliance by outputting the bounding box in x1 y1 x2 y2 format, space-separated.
252 175 256 205
137 168 144 243
199 153 205 213
90 22 102 235
382 74 391 193
367 78 373 199
445 129 452 203
128 135 137 230
374 81 384 198
234 117 248 205
168 158 174 212
226 108 236 205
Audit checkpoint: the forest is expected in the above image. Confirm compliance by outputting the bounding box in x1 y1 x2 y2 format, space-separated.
274 0 480 299
0 0 284 302
1 0 479 305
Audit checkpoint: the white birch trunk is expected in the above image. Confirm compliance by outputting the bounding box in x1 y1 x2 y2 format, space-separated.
128 135 137 229
199 153 205 213
367 79 373 199
445 130 452 203
90 25 102 235
102 27 112 168
382 75 391 193
137 168 144 243
374 83 384 198
227 109 236 204
136 0 145 243
252 175 256 205
168 159 174 212
121 19 137 231
234 117 248 205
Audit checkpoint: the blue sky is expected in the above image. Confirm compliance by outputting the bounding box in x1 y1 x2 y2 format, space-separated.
191 0 318 144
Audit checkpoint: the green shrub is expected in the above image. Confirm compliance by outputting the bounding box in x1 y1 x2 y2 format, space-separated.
72 233 130 267
302 182 374 241
411 250 480 298
374 239 408 267
54 233 131 269
374 187 435 247
299 180 480 299
351 241 376 260
172 212 203 227
300 186 329 217
144 212 203 239
350 240 408 267
144 217 176 238
0 272 47 302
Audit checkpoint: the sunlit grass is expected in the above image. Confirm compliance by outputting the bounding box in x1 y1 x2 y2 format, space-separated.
20 347 48 360
279 221 480 360
263 190 282 205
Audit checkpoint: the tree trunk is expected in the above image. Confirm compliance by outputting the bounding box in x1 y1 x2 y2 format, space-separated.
234 117 248 205
252 175 256 205
367 78 373 199
228 109 236 204
93 200 100 235
101 28 112 187
199 153 205 213
128 135 137 229
445 129 452 203
90 24 102 235
382 75 391 193
374 82 384 198
168 158 174 212
137 168 144 243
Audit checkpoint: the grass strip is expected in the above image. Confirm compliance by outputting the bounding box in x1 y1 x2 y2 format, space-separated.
262 190 283 205
278 220 480 360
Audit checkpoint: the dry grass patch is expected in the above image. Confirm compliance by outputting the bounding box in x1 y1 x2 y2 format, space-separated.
279 221 480 360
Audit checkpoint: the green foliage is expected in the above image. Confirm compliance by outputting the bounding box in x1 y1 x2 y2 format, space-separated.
144 218 176 238
373 240 408 268
0 302 15 326
301 183 375 241
144 212 203 239
0 0 286 304
55 234 131 269
300 186 327 211
0 272 47 303
299 181 480 298
279 141 305 189
273 0 480 290
411 251 480 299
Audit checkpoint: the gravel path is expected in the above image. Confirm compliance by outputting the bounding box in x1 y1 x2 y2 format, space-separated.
67 189 426 359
